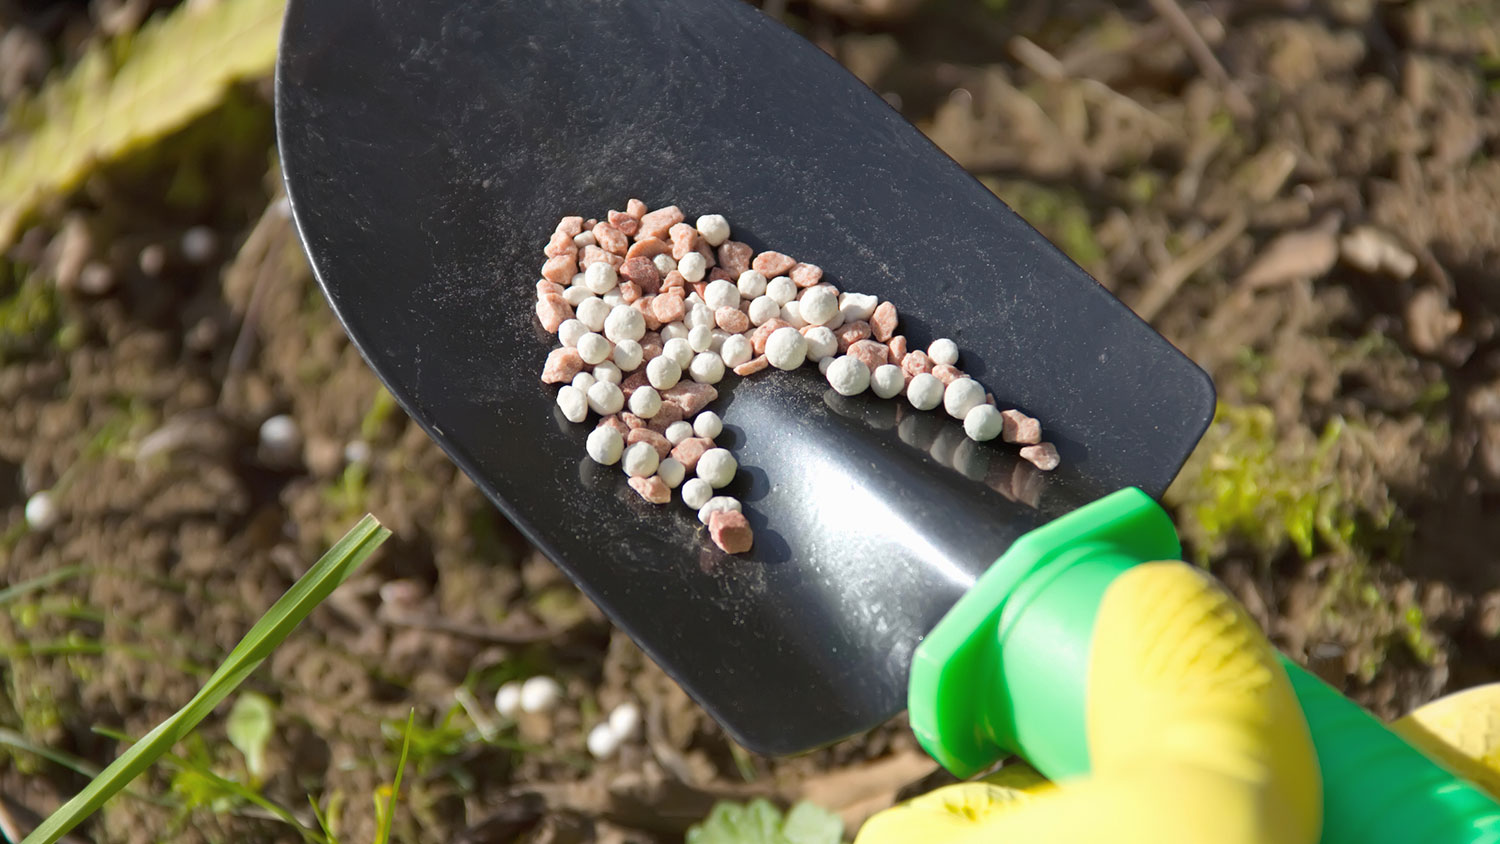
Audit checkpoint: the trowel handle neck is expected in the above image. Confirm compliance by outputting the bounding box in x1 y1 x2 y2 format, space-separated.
909 487 1179 778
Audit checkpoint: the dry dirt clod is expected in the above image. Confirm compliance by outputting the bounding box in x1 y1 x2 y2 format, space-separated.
134 410 240 464
1476 422 1500 483
303 435 345 478
1468 383 1500 422
77 261 115 295
1405 288 1462 355
1476 592 1500 639
48 215 93 291
1306 642 1348 684
1237 215 1343 290
138 242 168 275
0 28 48 100
1340 226 1417 279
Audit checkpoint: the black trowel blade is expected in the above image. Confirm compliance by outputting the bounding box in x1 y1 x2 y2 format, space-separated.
275 0 1215 755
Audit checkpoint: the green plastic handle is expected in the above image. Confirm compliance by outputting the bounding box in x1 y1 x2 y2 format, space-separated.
1284 662 1500 843
910 488 1500 844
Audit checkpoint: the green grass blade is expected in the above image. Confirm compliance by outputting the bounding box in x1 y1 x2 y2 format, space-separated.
372 709 415 844
0 727 101 779
0 729 175 810
22 515 389 844
307 795 338 844
0 565 88 605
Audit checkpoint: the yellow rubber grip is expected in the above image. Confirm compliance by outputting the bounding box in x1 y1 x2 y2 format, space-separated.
1393 683 1500 801
857 562 1322 844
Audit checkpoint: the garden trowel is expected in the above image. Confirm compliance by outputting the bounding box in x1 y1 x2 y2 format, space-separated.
274 0 1214 755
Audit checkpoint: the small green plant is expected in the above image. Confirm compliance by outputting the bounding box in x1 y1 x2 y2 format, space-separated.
147 730 319 840
1402 606 1439 666
1166 402 1394 563
1124 171 1163 206
83 399 157 461
323 461 370 522
380 705 468 780
377 698 529 794
361 388 400 442
0 263 60 364
686 799 844 844
1315 564 1440 681
166 735 245 814
21 514 389 844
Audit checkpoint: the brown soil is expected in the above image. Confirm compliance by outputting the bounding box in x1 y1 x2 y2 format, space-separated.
2 0 1500 841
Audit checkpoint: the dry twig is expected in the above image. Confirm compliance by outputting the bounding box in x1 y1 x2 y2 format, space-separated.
1008 36 1173 133
1133 211 1248 321
1145 0 1253 118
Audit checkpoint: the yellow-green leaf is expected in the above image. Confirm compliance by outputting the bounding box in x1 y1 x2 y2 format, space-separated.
0 0 287 246
225 691 275 783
